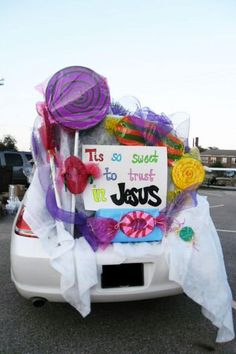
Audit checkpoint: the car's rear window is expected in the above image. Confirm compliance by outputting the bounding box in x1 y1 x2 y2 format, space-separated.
5 153 23 167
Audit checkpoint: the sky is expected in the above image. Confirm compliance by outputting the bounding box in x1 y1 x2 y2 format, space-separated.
1 0 236 151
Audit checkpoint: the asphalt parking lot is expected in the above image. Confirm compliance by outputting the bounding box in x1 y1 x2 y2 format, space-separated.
0 189 235 354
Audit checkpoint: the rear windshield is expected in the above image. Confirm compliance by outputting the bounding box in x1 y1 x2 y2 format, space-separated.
4 153 23 167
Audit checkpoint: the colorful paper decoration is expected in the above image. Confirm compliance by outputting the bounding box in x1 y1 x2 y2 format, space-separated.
115 116 145 146
159 133 184 166
34 65 204 248
45 66 110 130
87 209 165 248
179 226 194 241
62 156 101 194
104 115 122 135
120 210 156 238
43 66 111 236
105 114 184 166
172 157 205 190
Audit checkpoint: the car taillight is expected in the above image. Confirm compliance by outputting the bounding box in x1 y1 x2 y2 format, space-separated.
15 208 38 238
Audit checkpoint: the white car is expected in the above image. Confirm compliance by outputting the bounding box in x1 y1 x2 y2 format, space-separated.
10 199 182 307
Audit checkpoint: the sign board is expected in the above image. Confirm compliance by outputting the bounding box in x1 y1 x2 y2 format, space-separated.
82 145 167 211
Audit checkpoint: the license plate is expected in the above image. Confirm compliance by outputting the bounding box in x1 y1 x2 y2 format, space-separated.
101 263 144 288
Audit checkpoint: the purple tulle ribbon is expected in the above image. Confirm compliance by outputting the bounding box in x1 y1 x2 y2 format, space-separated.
87 217 118 249
135 107 173 135
162 187 198 232
129 115 161 145
110 101 129 116
127 108 174 146
46 185 87 225
46 185 99 250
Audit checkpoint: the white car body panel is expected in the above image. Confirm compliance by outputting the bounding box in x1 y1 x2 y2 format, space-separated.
10 206 182 303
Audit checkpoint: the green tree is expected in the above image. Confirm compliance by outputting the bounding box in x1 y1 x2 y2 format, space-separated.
0 135 18 151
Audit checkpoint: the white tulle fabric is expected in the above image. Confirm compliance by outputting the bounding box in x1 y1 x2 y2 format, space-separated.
24 170 234 342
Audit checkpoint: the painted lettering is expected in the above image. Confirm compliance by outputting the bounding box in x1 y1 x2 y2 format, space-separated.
128 168 156 182
132 150 159 164
92 186 107 202
110 182 162 207
111 153 122 162
103 167 117 181
85 148 104 162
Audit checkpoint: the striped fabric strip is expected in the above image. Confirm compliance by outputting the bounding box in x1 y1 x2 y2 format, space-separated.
115 116 145 145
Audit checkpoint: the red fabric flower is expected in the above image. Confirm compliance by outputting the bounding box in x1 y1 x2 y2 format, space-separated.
63 156 101 194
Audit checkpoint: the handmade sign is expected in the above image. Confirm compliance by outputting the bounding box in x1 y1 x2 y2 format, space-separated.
82 145 168 210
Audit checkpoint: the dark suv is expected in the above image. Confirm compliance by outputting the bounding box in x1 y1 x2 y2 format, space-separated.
0 151 33 191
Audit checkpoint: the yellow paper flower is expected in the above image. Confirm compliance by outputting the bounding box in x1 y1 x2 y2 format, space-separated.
172 157 205 190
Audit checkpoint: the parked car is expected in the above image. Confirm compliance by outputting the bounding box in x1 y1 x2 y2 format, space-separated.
0 151 33 188
10 196 182 306
204 167 236 187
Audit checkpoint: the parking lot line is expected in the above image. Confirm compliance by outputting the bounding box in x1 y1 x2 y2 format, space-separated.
217 229 236 234
210 204 224 208
232 301 236 311
200 192 223 197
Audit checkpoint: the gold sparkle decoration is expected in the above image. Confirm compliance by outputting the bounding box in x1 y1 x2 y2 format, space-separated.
104 115 122 135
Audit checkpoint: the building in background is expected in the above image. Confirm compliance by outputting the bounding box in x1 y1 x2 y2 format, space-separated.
200 150 236 168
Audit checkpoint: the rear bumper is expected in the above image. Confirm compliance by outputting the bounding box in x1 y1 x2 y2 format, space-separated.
11 236 63 301
11 235 182 303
